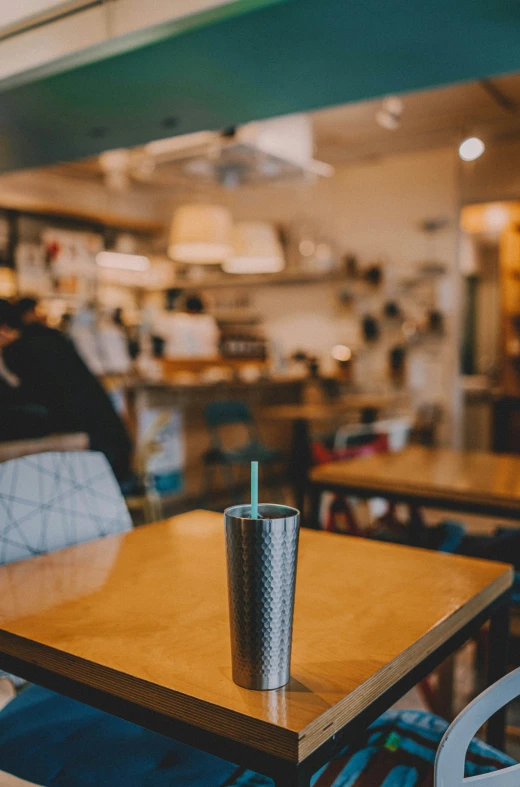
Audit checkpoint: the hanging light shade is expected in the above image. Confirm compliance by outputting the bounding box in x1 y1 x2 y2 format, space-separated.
222 221 285 274
168 204 232 264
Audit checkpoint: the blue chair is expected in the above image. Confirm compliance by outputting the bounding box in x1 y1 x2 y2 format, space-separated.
202 400 282 503
0 685 238 787
1 692 514 787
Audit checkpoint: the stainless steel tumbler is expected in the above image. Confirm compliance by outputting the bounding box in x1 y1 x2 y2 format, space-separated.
224 503 300 690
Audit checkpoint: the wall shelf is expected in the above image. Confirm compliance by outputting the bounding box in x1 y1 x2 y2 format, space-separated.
137 268 351 292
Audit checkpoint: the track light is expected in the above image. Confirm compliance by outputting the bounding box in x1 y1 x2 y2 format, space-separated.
458 137 485 162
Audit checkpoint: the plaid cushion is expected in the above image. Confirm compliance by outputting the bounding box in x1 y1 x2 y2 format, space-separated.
227 710 516 786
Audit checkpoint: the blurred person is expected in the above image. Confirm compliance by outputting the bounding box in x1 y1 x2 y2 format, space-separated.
97 308 131 375
11 296 46 329
0 299 50 441
154 292 220 357
2 299 132 481
68 303 105 374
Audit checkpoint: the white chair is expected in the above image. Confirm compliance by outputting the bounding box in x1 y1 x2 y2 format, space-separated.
0 450 132 687
0 450 132 565
435 667 520 786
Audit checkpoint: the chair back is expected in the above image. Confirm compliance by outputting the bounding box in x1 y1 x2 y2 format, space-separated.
435 667 520 786
205 400 253 428
204 400 258 453
0 451 132 565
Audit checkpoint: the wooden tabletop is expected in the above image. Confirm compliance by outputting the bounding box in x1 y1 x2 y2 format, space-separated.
311 445 520 518
266 395 394 422
0 511 511 763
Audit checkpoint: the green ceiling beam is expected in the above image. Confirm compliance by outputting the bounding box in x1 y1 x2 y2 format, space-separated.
1 0 520 172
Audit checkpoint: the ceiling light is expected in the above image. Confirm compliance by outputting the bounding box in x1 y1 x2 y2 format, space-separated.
168 204 232 264
331 344 352 362
484 204 510 232
98 148 131 192
376 96 404 130
222 221 285 274
96 252 150 271
458 137 485 162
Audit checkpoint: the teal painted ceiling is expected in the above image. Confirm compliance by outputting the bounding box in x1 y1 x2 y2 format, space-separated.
1 0 520 172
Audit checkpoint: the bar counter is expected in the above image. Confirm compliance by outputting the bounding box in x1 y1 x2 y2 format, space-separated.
122 376 304 504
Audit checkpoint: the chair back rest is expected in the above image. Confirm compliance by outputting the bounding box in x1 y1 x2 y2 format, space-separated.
333 416 412 453
435 667 520 786
0 451 132 565
205 400 253 428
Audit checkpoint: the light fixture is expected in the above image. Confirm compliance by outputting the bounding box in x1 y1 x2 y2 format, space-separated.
458 137 485 162
331 344 352 362
484 204 510 232
376 96 404 130
222 221 285 274
98 148 131 192
96 252 150 271
168 204 232 264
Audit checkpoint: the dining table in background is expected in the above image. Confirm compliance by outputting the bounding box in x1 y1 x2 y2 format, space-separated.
0 509 512 787
309 445 520 523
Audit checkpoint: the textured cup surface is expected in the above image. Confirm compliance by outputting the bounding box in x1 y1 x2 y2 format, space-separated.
224 504 300 690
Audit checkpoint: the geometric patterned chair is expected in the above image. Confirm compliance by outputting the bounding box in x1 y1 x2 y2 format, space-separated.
0 451 132 689
0 451 132 565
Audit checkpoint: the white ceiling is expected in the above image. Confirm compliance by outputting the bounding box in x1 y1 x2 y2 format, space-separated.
0 0 72 32
313 74 520 166
45 72 520 188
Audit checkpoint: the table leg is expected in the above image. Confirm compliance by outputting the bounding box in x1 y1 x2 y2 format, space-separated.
273 767 310 787
290 418 311 523
486 599 510 750
309 484 321 530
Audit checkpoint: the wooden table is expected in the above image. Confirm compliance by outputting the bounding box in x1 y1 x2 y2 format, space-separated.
310 445 520 521
0 511 512 787
266 395 395 519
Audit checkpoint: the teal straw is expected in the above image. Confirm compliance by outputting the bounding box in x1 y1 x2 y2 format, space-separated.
250 461 259 519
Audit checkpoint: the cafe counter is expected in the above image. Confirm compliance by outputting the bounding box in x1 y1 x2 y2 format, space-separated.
120 377 304 506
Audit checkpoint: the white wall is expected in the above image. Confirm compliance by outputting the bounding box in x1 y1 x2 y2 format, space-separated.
161 147 462 441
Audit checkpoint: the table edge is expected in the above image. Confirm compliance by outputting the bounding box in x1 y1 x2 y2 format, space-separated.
0 628 300 760
309 468 520 513
296 567 512 759
0 568 511 763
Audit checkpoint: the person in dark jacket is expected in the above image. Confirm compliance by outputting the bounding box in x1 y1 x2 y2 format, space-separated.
3 299 132 481
0 299 50 441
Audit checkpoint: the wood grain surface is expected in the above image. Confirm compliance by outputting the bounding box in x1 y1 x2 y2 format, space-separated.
0 510 511 762
311 445 520 517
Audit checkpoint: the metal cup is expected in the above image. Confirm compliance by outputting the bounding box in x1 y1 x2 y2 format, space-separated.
224 503 300 690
